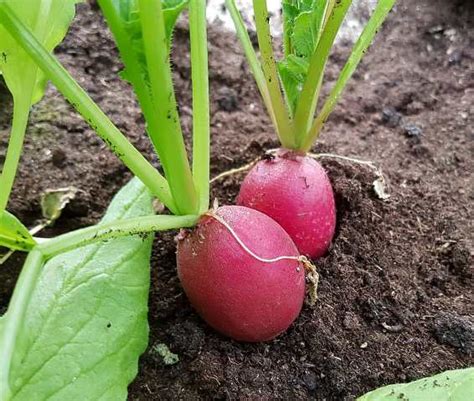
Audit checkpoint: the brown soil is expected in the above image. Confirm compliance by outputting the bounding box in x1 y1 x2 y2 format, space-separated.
1 0 473 400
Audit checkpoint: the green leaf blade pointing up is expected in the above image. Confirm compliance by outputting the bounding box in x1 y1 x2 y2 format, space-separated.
0 0 82 214
0 0 82 104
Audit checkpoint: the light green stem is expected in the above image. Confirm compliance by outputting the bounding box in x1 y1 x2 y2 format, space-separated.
0 249 43 400
0 97 31 213
225 0 279 134
253 0 295 149
0 3 178 214
282 3 292 57
293 0 352 148
323 0 336 29
138 0 198 215
37 214 199 259
189 0 210 214
98 0 169 186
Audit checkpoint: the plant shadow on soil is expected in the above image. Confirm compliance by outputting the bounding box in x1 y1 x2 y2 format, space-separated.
0 0 473 400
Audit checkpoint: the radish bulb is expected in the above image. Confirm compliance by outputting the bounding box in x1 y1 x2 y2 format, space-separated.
176 205 305 342
237 149 336 259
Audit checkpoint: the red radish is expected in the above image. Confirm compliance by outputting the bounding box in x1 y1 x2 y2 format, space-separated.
176 205 305 342
228 0 395 258
237 149 336 259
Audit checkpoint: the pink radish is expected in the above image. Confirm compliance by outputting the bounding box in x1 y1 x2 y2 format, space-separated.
237 149 336 259
227 0 396 258
176 205 305 342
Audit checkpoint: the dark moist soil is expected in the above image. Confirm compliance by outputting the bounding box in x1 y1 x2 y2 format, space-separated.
1 0 473 399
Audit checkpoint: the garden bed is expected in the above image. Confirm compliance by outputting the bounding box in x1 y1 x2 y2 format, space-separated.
0 0 472 399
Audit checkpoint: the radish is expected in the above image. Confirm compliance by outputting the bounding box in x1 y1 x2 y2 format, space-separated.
237 149 336 259
226 0 396 258
177 205 305 342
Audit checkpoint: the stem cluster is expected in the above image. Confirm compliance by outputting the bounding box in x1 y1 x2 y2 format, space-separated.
226 0 397 152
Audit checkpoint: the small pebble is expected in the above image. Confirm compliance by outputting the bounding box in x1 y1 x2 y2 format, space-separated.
428 25 444 35
217 87 239 112
448 49 463 65
381 107 402 128
403 123 423 138
302 372 318 392
343 312 361 330
52 148 67 167
433 312 474 356
360 342 368 349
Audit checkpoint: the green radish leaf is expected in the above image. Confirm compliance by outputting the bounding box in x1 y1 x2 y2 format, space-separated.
286 54 310 75
279 0 328 115
278 62 300 114
282 2 299 22
0 0 81 217
293 10 321 58
103 0 188 86
162 0 190 40
281 1 298 56
0 211 35 252
358 368 474 401
8 178 154 401
0 0 82 104
278 55 310 113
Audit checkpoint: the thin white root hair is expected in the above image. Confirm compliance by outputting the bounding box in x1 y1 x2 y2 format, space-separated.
210 160 259 183
205 211 319 305
209 148 280 184
205 212 300 264
308 152 379 171
308 152 390 200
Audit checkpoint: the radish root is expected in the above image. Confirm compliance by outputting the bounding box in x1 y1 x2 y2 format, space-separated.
210 160 259 183
306 152 390 200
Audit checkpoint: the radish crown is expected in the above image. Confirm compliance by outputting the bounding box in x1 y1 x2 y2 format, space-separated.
226 0 396 152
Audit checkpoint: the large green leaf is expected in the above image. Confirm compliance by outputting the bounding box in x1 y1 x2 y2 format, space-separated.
0 0 81 104
358 368 474 401
0 211 35 252
8 178 154 401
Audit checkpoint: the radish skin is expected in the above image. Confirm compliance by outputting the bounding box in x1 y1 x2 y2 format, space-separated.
237 149 336 259
176 205 305 342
